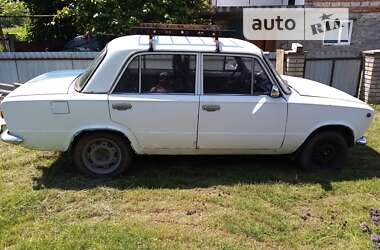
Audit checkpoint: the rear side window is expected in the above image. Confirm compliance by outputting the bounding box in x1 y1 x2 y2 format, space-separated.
114 56 139 93
114 54 196 94
203 55 273 95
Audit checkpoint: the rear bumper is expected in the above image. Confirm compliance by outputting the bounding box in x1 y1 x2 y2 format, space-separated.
0 118 23 145
356 136 367 146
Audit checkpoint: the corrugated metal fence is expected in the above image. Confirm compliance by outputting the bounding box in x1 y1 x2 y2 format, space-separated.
265 51 362 97
304 51 362 97
0 52 98 84
0 51 363 97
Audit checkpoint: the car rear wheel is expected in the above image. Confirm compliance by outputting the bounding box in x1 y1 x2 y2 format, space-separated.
298 131 348 172
73 132 133 177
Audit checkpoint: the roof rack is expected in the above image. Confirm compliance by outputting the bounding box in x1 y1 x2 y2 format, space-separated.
130 23 235 52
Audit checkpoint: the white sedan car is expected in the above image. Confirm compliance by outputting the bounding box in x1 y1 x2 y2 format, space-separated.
0 35 374 177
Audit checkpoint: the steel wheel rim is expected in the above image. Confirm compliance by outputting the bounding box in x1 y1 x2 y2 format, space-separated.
312 142 337 165
82 138 122 174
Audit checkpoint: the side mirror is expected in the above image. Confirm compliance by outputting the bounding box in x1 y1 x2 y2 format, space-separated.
270 85 281 98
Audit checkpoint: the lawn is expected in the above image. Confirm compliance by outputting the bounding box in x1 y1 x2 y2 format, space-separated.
0 106 379 249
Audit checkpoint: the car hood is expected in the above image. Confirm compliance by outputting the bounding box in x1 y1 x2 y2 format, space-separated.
282 75 363 103
7 70 84 97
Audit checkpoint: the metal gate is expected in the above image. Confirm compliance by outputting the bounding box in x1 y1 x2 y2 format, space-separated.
304 56 362 97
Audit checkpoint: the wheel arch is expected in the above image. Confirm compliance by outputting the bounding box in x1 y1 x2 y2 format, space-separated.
303 124 355 150
68 127 141 154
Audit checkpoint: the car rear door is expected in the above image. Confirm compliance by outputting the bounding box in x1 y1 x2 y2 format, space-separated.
197 54 287 150
108 53 199 150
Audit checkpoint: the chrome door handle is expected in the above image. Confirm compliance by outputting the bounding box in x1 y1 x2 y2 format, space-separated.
112 103 132 111
202 104 220 112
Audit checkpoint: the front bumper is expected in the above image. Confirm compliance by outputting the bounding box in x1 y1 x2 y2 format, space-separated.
0 117 23 145
356 136 367 146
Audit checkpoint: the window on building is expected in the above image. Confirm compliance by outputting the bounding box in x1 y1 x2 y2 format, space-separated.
323 20 353 46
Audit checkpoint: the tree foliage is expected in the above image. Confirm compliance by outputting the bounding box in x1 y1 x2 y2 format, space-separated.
0 0 28 17
0 0 29 26
24 0 211 42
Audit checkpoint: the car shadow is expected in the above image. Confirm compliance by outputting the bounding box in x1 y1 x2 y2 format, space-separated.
33 146 380 192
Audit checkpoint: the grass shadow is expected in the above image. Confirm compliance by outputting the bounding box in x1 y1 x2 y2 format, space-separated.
33 145 380 191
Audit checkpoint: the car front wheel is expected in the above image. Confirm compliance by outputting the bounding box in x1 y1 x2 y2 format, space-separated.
73 132 133 177
298 131 348 172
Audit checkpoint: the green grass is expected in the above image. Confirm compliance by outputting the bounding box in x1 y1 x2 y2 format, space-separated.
0 106 379 249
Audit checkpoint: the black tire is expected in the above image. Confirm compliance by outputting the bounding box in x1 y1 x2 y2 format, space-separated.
73 132 133 177
298 131 348 172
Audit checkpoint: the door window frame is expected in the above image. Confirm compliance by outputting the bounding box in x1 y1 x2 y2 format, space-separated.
110 51 200 95
200 53 278 96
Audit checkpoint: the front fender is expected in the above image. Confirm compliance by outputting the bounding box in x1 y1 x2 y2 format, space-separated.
281 99 373 154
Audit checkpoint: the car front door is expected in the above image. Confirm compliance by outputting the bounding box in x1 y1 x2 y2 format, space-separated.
197 54 287 150
108 53 199 149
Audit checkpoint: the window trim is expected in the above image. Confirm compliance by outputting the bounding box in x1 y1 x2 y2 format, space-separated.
262 51 290 95
138 56 142 93
251 59 255 95
201 53 278 96
110 51 199 95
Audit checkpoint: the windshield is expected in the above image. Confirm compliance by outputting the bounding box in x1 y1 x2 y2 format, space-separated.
262 53 291 94
74 47 107 92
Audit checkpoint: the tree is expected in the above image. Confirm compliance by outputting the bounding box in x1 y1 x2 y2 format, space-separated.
24 0 211 42
0 0 29 17
23 0 77 41
0 0 29 26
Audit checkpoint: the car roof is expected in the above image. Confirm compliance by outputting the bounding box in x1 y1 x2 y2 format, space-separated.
107 35 262 55
83 35 264 93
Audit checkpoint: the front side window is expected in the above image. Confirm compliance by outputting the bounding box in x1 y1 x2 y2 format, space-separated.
203 55 273 95
114 54 196 94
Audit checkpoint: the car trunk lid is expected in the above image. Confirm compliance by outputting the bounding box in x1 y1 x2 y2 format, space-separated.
7 70 84 97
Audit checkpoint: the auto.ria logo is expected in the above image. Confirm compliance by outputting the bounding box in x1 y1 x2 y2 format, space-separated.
243 8 349 41
311 13 344 35
251 16 296 31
